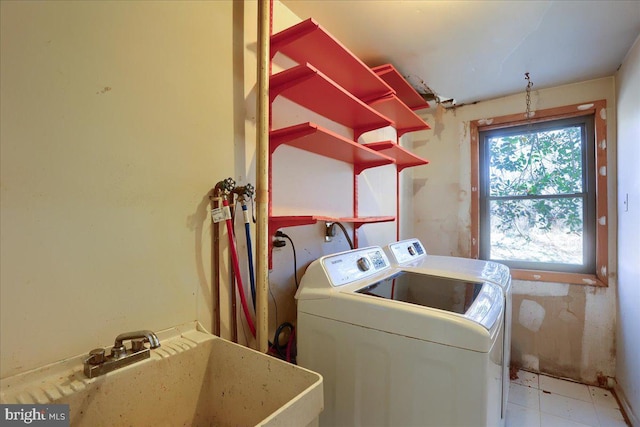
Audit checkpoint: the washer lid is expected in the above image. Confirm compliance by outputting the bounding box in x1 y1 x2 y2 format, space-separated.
298 276 502 352
355 271 502 331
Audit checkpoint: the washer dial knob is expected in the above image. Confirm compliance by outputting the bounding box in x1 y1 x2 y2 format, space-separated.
357 257 371 271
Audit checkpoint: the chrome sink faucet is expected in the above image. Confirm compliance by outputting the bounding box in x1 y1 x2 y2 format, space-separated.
111 330 161 357
84 330 161 378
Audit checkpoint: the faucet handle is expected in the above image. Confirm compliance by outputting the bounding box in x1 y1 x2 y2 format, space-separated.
110 345 127 359
86 348 106 365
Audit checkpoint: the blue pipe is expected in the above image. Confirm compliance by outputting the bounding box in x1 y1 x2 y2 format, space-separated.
241 202 256 310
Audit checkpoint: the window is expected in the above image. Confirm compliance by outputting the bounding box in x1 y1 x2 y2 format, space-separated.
470 101 608 286
480 116 596 272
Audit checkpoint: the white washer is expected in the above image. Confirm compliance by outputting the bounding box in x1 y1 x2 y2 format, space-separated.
385 238 512 426
296 246 506 427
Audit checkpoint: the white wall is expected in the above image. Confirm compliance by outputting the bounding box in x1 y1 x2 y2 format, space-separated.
409 78 618 384
615 34 640 420
0 0 401 377
0 1 239 378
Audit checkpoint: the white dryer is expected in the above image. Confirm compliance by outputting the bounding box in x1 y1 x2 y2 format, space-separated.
296 246 506 427
385 238 512 426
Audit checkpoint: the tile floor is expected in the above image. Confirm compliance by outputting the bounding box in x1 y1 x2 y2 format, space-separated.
506 370 629 427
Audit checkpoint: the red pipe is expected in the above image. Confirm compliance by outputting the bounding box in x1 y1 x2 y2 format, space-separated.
223 198 256 337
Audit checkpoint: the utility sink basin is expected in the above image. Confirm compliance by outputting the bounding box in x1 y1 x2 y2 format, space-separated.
0 324 323 426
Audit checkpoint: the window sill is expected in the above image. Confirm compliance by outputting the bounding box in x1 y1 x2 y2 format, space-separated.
510 269 608 287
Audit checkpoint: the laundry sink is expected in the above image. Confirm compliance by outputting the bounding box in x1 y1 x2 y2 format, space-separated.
0 324 323 427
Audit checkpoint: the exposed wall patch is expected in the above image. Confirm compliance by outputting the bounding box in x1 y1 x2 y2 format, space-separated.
577 103 594 110
512 280 569 296
600 265 607 277
519 299 545 332
521 354 540 372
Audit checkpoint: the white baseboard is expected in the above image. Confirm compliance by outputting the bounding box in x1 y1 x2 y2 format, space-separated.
614 382 638 427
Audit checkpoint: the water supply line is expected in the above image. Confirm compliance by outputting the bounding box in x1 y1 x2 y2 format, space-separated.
211 178 235 336
211 191 222 336
227 190 238 342
255 0 271 353
222 195 257 338
234 184 257 310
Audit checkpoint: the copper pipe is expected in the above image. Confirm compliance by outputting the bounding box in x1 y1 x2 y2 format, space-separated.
211 193 221 336
255 0 271 353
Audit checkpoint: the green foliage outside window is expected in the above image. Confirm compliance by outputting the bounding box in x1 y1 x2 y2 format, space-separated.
488 126 584 237
480 117 595 269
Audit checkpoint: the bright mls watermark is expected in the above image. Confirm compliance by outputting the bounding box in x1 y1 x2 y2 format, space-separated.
1 405 69 426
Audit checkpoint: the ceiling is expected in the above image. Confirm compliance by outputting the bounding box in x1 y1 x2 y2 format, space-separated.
280 0 640 107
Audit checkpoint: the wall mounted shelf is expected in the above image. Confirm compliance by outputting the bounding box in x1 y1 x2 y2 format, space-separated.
372 64 431 111
270 63 392 136
268 19 431 267
270 122 395 174
365 141 429 172
366 94 431 139
269 215 396 241
271 18 394 102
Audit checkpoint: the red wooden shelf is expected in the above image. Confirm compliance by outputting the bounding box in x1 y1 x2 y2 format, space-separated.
339 216 396 229
270 122 395 174
269 216 318 235
268 22 429 266
372 64 430 111
268 215 395 268
271 18 394 103
367 94 431 138
269 215 395 236
271 63 393 136
316 215 395 227
364 141 429 172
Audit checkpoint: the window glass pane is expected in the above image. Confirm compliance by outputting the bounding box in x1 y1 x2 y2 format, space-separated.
489 198 584 265
488 126 583 197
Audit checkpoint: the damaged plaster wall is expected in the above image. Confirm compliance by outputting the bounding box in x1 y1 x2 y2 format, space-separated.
407 77 617 385
510 280 615 384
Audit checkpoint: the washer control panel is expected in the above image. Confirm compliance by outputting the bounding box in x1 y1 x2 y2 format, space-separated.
386 238 427 265
323 247 390 287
